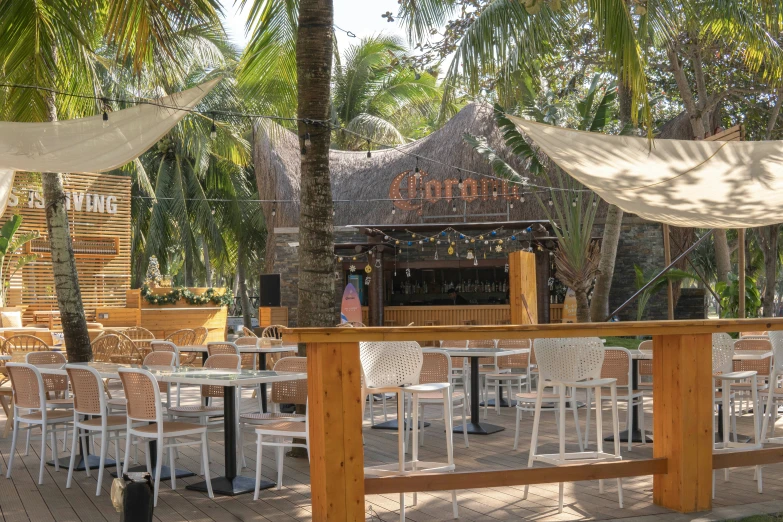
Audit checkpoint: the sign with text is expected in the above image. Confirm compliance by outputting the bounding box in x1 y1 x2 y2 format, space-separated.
8 189 119 214
388 170 521 215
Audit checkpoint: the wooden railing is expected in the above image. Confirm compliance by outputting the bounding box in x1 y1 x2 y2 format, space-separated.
283 318 783 521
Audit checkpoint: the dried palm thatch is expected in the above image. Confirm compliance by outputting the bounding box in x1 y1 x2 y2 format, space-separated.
555 240 601 322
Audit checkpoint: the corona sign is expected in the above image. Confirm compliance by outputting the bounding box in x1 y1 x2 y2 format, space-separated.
388 170 520 215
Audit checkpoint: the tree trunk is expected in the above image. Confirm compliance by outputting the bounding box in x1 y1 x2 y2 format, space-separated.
590 204 623 321
713 229 731 284
237 243 252 328
761 225 778 317
42 93 91 362
184 251 194 287
575 288 590 323
295 0 335 337
203 240 212 287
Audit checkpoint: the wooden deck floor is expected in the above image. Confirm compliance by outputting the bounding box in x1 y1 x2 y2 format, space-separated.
0 383 782 522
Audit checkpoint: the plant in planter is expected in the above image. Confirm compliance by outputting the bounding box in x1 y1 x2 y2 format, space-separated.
0 215 40 307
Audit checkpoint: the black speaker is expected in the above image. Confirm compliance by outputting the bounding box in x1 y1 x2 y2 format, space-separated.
259 274 281 307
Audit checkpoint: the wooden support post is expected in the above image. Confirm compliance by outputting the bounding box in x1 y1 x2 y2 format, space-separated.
307 342 366 521
652 333 713 512
508 251 538 324
662 224 674 320
738 229 746 319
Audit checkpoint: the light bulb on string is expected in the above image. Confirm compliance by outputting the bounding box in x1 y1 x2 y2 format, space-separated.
271 203 277 217
572 196 577 207
391 205 396 215
452 200 457 212
457 169 463 190
509 201 514 209
304 132 311 147
210 119 217 139
366 139 372 158
332 204 336 217
102 109 109 128
492 186 498 198
520 194 525 203
548 192 553 206
414 157 420 179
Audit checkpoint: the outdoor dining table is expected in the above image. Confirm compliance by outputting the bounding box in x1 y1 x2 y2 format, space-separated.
37 361 307 495
178 343 298 411
440 347 528 435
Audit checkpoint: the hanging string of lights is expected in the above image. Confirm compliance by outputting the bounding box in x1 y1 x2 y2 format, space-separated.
0 82 595 202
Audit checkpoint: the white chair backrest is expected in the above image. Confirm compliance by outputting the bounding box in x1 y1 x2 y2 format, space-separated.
533 337 605 383
66 364 107 416
420 349 453 384
151 340 180 366
638 340 652 354
769 330 783 373
601 347 632 387
360 341 423 389
712 333 735 374
440 340 468 349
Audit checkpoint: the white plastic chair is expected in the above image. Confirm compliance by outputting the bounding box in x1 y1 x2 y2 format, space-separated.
523 337 623 513
418 349 468 448
361 341 458 521
484 339 531 417
712 333 762 495
761 330 783 441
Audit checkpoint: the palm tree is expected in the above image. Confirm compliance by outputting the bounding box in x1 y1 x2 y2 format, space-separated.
332 35 446 149
0 0 224 361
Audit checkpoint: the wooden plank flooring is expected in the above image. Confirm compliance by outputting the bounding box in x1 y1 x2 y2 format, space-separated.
0 383 781 521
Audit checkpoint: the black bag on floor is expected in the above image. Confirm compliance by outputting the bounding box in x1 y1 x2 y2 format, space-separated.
112 472 154 522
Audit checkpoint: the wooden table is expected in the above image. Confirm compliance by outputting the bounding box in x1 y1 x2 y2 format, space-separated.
440 348 527 435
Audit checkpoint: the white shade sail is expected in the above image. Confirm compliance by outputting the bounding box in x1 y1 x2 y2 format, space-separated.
509 115 783 228
0 78 219 214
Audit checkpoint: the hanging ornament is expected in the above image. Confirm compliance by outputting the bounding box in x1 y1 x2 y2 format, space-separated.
364 265 372 274
491 231 497 237
498 239 504 245
375 258 382 268
484 240 489 245
496 244 503 253
365 276 371 286
511 235 516 241
395 240 400 245
466 249 474 260
470 238 475 243
505 263 510 273
419 240 423 245
474 256 478 266
464 239 469 244
337 256 343 262
405 268 411 278
412 233 416 238
434 249 438 260
448 245 454 255
479 235 484 240
335 272 341 280
407 241 413 246
436 240 441 245
352 256 357 261
450 241 456 246
349 265 357 273
384 235 389 240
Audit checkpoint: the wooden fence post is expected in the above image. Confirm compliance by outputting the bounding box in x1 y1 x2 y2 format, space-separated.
307 341 366 521
652 333 712 512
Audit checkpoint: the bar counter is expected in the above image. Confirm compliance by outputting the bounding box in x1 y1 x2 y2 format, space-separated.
382 305 510 326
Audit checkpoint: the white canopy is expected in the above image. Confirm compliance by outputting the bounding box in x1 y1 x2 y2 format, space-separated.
509 115 783 228
0 78 219 213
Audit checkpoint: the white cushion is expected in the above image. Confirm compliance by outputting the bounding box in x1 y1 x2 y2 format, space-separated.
0 311 22 328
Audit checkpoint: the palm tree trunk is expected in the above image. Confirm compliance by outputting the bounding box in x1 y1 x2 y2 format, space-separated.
237 243 253 328
575 288 590 323
203 240 212 287
295 0 336 336
713 229 731 284
761 225 778 317
590 204 623 321
43 92 91 362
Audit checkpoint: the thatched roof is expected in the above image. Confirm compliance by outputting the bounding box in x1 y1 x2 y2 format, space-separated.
253 103 712 230
254 103 550 228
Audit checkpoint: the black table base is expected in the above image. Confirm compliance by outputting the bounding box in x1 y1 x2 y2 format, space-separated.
113 464 195 480
188 475 272 496
605 357 653 444
454 422 504 435
186 384 266 495
50 454 116 471
605 429 653 444
481 399 517 408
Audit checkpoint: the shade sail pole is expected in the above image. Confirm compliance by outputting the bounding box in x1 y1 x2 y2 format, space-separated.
739 229 746 318
608 229 714 321
663 224 674 320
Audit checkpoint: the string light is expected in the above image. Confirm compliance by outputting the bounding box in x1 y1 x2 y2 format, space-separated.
366 139 372 158
492 186 498 198
102 109 109 128
414 157 420 179
271 203 277 217
210 119 217 140
548 192 554 206
452 200 457 212
520 194 525 203
304 132 311 147
391 205 396 215
572 196 577 207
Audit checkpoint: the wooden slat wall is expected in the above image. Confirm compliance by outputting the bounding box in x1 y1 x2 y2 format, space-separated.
140 307 227 342
2 173 131 322
383 305 510 326
259 307 289 327
94 307 141 328
704 124 744 142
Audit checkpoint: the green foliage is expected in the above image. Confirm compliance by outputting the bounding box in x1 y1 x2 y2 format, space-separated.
0 214 22 257
0 216 39 306
715 273 762 318
140 284 234 306
633 264 694 321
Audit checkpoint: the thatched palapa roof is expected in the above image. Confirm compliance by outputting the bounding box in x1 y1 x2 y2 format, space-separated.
253 103 555 229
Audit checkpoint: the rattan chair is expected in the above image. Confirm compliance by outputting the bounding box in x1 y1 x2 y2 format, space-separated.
439 340 469 397
65 364 140 496
417 350 468 448
261 325 285 340
484 339 532 417
523 337 623 513
235 336 259 369
193 326 209 345
0 334 11 437
589 347 646 451
5 363 72 483
240 357 307 467
253 407 310 498
3 335 50 361
101 330 144 365
733 338 773 416
92 334 121 363
119 368 213 505
26 351 73 407
165 329 197 346
242 326 258 338
167 354 241 438
637 340 653 391
761 331 783 442
206 341 239 356
107 351 177 416
150 341 182 405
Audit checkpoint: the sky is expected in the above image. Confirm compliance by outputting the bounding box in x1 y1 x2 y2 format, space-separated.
219 0 409 53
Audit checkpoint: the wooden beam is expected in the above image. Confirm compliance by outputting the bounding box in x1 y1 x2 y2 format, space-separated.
282 317 783 343
739 229 746 319
652 333 713 512
307 342 365 521
364 459 667 495
713 447 783 469
662 224 674 320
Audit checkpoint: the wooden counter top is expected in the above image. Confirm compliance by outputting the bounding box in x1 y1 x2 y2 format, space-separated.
283 317 783 343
